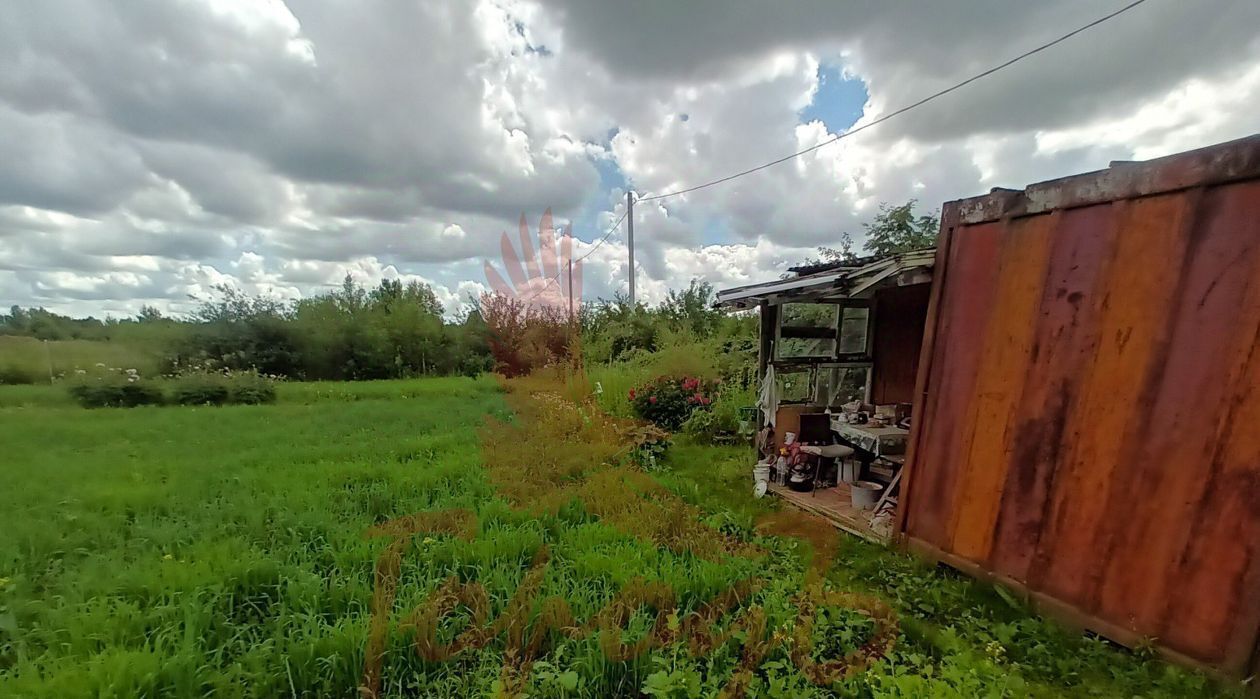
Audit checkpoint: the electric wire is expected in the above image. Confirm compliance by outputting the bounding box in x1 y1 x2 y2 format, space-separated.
638 0 1151 202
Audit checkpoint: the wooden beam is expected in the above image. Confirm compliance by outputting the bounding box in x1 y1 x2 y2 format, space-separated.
894 208 957 541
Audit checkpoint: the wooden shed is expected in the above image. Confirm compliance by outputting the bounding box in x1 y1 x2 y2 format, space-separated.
717 250 936 541
898 134 1260 676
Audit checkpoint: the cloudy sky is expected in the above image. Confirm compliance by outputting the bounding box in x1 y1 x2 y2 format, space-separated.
2 0 1258 318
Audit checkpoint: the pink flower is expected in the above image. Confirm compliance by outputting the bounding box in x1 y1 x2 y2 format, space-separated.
649 396 657 404
628 389 636 400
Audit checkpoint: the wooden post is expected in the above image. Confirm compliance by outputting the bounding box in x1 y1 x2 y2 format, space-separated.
626 191 635 306
893 217 955 543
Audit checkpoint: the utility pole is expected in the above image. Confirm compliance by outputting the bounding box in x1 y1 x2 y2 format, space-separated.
626 191 635 306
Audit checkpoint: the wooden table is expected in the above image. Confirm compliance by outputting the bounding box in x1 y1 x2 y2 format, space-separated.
829 420 909 514
829 420 909 458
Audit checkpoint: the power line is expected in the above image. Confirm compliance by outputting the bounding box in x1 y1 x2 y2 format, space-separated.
638 0 1150 203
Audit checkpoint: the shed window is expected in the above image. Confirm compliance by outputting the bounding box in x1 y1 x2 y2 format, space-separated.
838 307 870 356
776 301 871 362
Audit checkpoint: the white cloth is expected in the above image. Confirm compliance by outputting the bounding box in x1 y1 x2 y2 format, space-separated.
758 364 779 428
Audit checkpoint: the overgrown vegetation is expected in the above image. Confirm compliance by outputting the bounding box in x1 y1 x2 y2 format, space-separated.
0 375 1239 697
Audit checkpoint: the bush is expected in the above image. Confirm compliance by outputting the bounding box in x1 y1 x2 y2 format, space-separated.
629 375 719 431
229 374 278 405
69 376 164 408
171 376 230 406
171 371 278 406
682 384 755 444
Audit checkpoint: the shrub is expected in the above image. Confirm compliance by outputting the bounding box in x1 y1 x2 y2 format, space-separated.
68 376 164 408
681 384 754 444
171 370 279 406
229 373 278 405
171 375 230 406
629 375 719 431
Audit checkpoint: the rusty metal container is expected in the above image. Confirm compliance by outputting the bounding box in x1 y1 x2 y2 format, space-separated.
898 134 1260 677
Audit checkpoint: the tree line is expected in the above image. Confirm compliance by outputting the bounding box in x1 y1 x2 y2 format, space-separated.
2 200 937 383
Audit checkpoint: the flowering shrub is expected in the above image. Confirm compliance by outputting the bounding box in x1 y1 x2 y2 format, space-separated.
629 375 718 430
65 364 279 408
68 370 164 408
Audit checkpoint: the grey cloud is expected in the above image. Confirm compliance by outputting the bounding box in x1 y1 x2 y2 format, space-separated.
540 0 1260 142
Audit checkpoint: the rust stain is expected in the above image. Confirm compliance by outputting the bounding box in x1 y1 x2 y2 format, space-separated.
1031 193 1191 608
987 203 1115 583
1094 186 1254 635
904 140 1260 674
903 221 1003 549
947 213 1055 563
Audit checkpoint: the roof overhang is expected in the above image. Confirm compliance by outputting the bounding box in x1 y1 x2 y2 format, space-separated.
716 248 936 309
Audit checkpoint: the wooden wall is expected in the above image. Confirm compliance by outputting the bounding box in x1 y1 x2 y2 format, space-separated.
900 135 1260 676
871 283 930 405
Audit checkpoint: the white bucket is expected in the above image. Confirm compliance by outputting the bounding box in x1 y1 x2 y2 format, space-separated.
850 480 883 510
752 465 771 484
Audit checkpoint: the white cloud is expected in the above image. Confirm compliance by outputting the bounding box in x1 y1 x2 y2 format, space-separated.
0 0 1257 319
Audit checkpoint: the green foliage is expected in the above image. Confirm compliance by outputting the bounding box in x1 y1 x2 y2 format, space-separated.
229 373 278 405
169 374 230 406
67 373 165 408
0 377 1239 698
630 375 718 431
2 277 493 385
0 336 162 386
860 199 939 256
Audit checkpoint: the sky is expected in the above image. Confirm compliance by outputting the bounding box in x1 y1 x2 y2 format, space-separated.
1 0 1259 318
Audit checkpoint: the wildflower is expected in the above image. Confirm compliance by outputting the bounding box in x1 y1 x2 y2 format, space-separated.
985 640 1006 661
628 389 636 400
648 396 657 404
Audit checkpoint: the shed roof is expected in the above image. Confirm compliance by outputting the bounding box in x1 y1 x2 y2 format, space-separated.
715 248 936 309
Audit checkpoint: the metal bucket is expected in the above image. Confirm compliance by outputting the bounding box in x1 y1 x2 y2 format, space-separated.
850 480 883 510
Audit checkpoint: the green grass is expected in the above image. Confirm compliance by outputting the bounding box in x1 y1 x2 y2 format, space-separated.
662 439 1239 698
0 336 163 385
0 378 1240 698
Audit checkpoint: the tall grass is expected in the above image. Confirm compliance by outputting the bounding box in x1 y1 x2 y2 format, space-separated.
0 336 162 385
0 374 1237 698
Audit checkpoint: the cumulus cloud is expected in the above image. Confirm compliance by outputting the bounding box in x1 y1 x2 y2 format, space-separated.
0 0 1258 317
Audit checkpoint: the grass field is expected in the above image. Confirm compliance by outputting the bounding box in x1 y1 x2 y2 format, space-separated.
0 336 164 385
0 377 1240 697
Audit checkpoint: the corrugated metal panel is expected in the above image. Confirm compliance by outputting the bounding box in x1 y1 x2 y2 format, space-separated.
900 135 1260 676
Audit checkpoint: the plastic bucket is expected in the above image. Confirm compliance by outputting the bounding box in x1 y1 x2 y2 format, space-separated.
752 465 771 484
850 480 883 510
